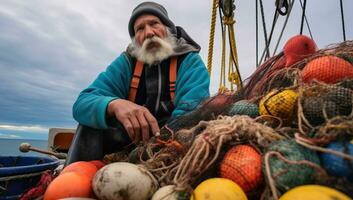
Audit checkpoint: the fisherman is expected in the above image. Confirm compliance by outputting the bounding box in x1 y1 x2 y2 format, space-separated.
67 1 210 164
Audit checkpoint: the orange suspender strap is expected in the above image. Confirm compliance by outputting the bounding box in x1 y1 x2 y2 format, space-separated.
128 60 144 102
128 57 177 103
169 57 177 102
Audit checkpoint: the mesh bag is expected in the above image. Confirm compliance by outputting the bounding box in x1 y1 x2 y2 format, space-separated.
259 89 298 122
228 100 259 117
265 140 320 192
300 84 353 126
301 55 353 84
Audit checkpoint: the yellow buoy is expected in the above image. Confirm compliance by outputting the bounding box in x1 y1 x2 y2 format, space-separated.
259 89 298 122
279 185 352 200
190 178 247 200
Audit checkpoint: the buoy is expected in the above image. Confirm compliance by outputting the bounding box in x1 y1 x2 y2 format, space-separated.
279 185 352 200
61 161 98 179
44 172 93 200
284 35 317 67
190 178 247 200
151 185 179 200
220 145 262 192
259 89 298 122
266 140 320 192
320 139 353 181
302 55 353 84
228 100 259 118
89 160 106 170
301 85 353 126
92 162 158 200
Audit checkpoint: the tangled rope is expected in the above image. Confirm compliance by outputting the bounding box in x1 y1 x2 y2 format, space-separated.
159 115 286 190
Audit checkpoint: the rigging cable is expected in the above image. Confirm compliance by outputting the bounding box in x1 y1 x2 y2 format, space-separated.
259 0 286 65
259 0 290 64
339 0 346 41
299 0 307 34
299 0 313 39
273 0 295 55
259 0 270 61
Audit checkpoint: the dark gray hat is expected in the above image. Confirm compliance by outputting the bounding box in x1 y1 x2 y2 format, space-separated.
128 2 177 37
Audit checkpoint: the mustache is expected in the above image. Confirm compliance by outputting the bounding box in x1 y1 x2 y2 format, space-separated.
142 37 163 48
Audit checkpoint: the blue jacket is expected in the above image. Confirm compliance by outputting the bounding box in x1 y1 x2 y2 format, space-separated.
72 52 210 129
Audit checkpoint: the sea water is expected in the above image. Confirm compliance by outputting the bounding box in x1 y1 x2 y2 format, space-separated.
0 138 48 156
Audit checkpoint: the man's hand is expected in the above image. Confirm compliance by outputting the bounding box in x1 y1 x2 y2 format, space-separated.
107 99 160 143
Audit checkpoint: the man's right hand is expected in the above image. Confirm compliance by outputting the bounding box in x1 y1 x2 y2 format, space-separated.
107 99 160 144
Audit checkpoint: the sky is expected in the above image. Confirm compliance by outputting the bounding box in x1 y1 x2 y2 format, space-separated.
0 0 352 140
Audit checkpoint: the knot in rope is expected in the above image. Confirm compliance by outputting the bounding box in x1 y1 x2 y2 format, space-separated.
223 17 235 25
228 72 240 84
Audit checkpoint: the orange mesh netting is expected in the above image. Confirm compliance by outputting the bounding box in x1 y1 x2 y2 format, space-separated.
219 145 263 192
301 55 353 84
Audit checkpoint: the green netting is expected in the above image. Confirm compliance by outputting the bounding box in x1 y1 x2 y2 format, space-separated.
228 100 259 118
265 139 320 192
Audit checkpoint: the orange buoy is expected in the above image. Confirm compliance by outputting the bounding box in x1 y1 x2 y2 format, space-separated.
61 161 97 179
284 35 317 67
302 55 353 84
220 145 263 192
89 160 106 170
44 172 93 200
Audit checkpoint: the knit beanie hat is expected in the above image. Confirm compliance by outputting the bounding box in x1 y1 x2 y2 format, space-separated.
128 2 177 37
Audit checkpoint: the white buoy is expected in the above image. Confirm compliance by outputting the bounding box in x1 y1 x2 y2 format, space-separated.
92 162 158 200
151 185 179 200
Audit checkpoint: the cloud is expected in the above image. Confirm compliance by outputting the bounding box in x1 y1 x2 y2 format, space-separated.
0 133 21 139
0 1 126 127
0 124 48 133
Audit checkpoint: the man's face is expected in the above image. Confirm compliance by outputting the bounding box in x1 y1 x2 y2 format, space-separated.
134 14 167 47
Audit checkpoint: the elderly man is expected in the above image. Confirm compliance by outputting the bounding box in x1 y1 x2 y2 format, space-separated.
67 1 210 163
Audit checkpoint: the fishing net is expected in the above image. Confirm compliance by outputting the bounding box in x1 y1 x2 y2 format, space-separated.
243 35 317 100
263 139 323 198
243 40 353 101
141 115 285 189
298 83 353 128
99 40 353 200
243 54 286 100
228 100 259 117
165 92 241 133
301 55 353 84
295 115 353 146
219 145 263 193
103 93 241 165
